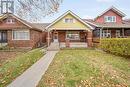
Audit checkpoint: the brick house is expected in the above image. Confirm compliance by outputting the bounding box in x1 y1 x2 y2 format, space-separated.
0 6 130 48
83 6 130 43
0 13 47 48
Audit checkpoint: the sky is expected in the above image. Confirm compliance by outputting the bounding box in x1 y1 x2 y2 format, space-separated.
41 0 130 23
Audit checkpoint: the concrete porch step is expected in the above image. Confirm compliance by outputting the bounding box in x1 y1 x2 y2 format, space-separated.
60 42 88 48
47 42 60 51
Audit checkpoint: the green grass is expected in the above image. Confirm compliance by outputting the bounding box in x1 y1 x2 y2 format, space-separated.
0 48 44 87
37 49 130 87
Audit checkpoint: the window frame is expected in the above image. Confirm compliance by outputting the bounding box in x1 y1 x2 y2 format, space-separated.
66 31 80 40
104 16 116 22
6 18 15 24
64 18 75 23
12 29 30 40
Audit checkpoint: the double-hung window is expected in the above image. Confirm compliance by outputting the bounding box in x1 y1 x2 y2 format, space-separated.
12 30 30 40
105 16 116 22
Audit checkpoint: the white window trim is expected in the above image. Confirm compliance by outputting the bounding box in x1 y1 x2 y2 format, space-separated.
6 18 15 24
102 30 111 38
63 18 75 23
66 31 80 40
105 16 116 22
12 29 30 40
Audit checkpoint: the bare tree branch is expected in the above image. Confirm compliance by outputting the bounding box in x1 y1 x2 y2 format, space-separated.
15 0 63 22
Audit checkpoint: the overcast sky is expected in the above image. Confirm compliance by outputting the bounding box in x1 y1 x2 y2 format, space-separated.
39 0 130 23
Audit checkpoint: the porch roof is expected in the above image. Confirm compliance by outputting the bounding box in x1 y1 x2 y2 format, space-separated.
49 28 89 31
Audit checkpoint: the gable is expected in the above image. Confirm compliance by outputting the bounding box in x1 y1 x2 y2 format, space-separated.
95 9 122 23
47 11 93 31
0 16 30 29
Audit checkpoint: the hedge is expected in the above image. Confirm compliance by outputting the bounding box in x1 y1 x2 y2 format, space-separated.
99 38 130 57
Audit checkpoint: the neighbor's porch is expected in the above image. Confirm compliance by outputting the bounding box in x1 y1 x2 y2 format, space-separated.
93 28 130 42
47 30 93 48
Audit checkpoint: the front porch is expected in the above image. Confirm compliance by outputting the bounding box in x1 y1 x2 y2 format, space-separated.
47 30 92 48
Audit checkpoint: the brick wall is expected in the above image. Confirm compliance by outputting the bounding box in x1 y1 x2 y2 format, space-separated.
95 9 123 24
8 29 45 48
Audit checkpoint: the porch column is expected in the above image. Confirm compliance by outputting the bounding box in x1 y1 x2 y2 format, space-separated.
47 31 51 47
87 31 92 47
122 28 125 37
100 28 103 39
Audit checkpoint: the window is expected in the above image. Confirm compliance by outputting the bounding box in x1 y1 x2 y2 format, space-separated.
12 30 30 40
6 18 15 24
105 16 116 22
102 30 111 38
66 31 80 40
64 18 75 23
116 30 121 37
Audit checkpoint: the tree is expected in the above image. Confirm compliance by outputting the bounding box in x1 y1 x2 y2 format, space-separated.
16 0 63 22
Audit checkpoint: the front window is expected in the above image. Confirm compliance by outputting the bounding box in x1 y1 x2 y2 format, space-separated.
116 30 121 37
12 30 30 40
66 31 80 40
102 30 111 38
105 16 116 22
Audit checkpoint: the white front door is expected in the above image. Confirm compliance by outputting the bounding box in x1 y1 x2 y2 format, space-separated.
53 32 58 42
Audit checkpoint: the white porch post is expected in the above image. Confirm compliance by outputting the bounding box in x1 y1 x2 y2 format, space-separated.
107 28 108 37
100 28 103 39
122 28 125 37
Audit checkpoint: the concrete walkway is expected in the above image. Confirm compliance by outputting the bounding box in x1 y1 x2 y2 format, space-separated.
7 51 58 87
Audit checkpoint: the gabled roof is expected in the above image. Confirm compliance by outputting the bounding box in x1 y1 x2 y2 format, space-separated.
95 6 126 19
46 10 94 30
0 13 45 31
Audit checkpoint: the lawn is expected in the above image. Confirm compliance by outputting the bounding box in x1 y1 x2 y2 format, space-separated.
38 49 130 87
0 48 44 87
0 52 23 65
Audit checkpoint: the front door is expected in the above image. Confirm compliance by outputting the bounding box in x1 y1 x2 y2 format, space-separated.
0 31 7 43
53 32 58 42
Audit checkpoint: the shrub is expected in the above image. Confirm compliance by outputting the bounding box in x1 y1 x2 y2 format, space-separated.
99 38 130 57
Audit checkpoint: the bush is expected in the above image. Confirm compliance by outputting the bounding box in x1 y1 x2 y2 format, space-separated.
99 38 130 57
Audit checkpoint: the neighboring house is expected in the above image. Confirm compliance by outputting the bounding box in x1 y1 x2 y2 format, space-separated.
83 6 130 43
0 6 130 48
0 13 47 48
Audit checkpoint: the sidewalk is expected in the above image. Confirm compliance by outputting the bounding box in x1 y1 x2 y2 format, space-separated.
7 51 58 87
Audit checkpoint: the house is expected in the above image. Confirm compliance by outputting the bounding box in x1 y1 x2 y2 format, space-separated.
46 11 94 48
0 13 47 48
83 6 130 43
0 6 130 48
